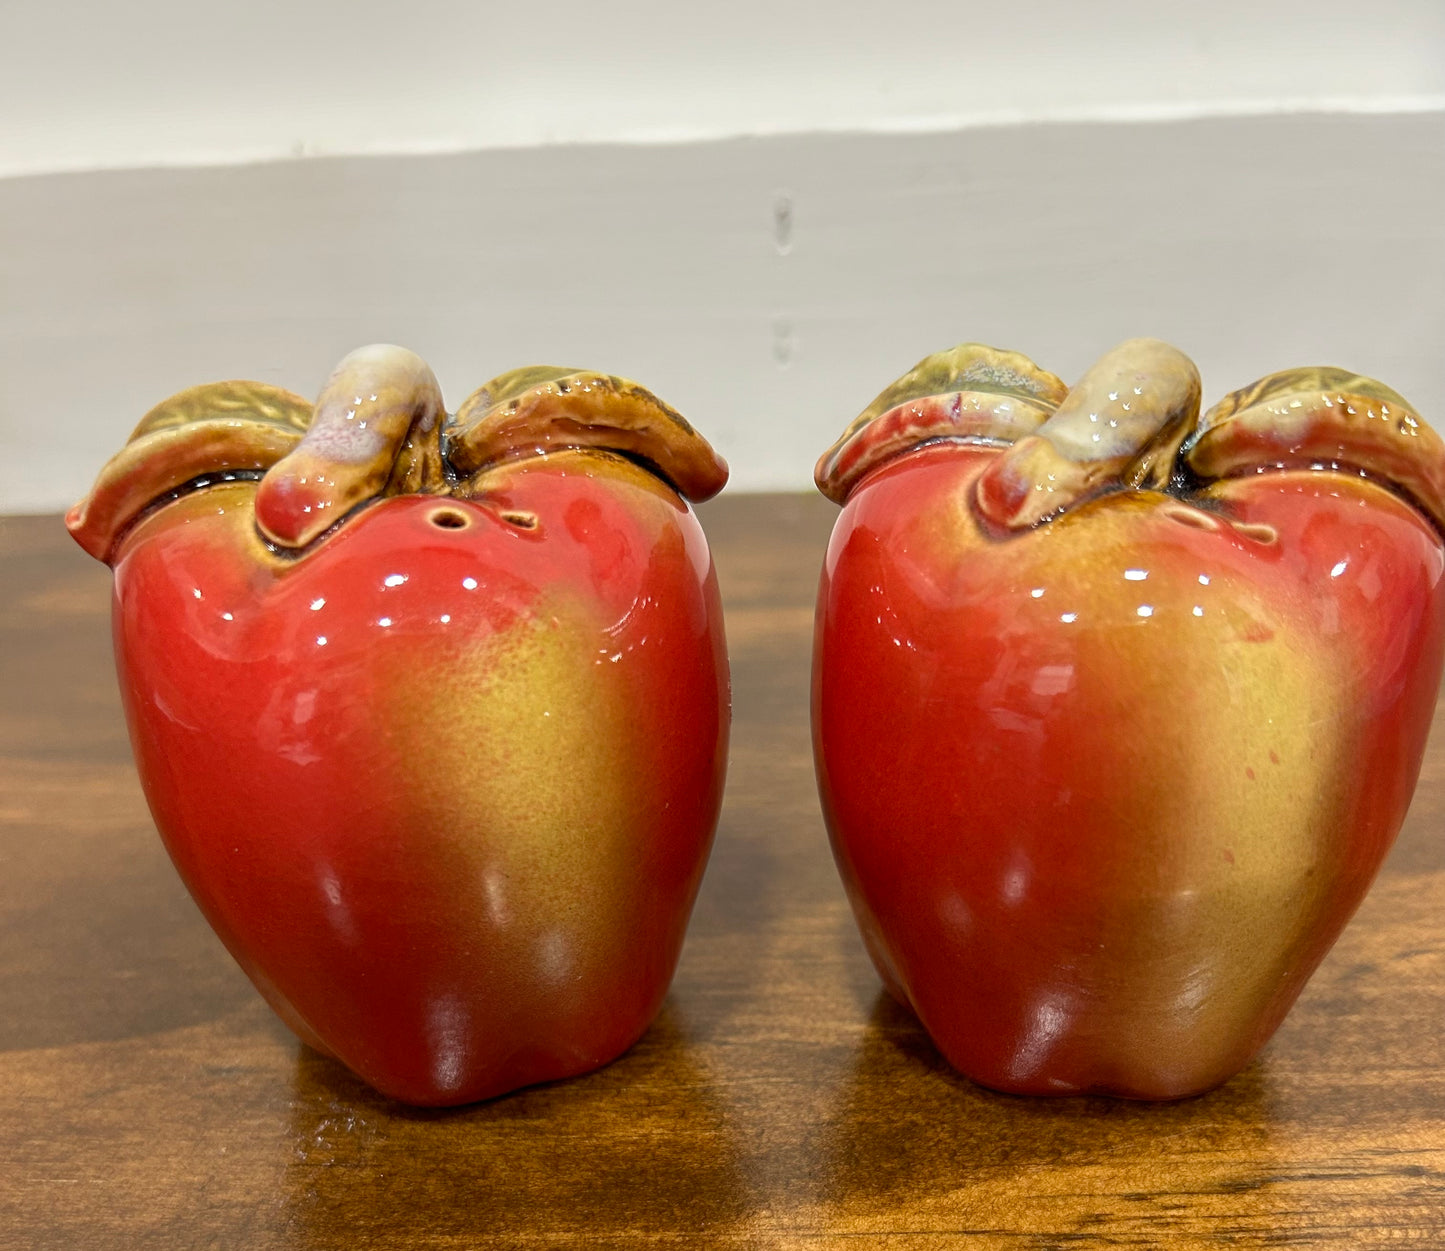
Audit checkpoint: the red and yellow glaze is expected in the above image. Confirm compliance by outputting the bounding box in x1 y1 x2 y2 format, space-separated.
813 340 1445 1099
69 347 729 1106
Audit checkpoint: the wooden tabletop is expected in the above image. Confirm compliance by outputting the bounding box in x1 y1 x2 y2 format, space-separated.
3 494 1444 1249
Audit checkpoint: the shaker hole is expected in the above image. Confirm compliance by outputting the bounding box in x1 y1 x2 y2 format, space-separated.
1232 521 1278 545
1163 505 1222 532
500 510 539 530
429 507 471 530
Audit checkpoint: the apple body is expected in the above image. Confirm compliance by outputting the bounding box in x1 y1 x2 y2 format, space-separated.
71 348 730 1105
814 342 1445 1099
107 452 726 1104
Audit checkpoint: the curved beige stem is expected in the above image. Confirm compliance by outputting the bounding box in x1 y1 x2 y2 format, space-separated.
254 345 446 548
974 338 1201 530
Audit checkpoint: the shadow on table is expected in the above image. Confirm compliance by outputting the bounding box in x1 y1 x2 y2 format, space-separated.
277 1002 752 1246
812 991 1282 1237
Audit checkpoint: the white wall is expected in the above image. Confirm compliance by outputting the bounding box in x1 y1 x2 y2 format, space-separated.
1 4 1442 511
6 110 1443 511
4 1 1442 176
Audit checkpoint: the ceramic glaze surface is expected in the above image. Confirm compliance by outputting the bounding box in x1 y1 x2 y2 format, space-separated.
67 346 730 1106
813 338 1445 1100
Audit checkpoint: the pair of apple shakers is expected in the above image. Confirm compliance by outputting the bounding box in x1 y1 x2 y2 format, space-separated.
67 337 1445 1105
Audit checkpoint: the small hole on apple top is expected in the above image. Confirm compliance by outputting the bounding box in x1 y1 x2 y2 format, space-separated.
500 510 538 530
429 507 470 530
1232 521 1278 545
1163 505 1222 532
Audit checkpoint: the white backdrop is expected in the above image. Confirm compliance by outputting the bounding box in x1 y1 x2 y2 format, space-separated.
2 2 1442 510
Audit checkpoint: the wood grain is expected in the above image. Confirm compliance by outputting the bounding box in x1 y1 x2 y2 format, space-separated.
2 495 1444 1249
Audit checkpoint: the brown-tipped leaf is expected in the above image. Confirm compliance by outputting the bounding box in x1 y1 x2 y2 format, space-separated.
65 381 312 562
815 344 1066 505
1185 366 1445 530
448 368 728 503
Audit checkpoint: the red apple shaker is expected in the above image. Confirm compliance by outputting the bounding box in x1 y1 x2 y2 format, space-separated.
813 338 1445 1099
67 345 730 1105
